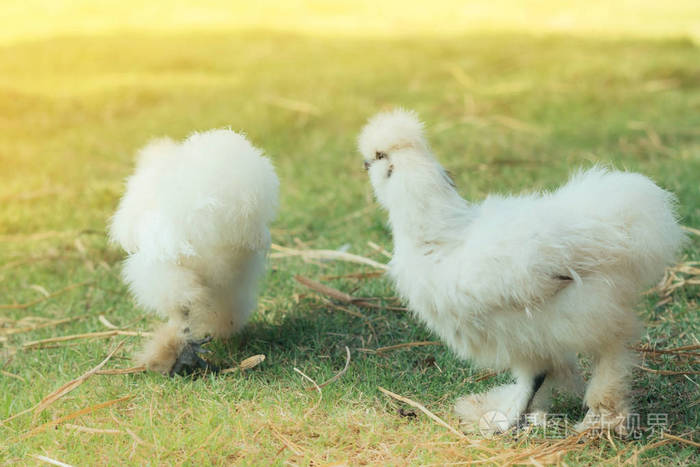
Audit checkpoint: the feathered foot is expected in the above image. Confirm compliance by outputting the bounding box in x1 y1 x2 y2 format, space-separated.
574 408 629 437
455 372 547 436
136 323 219 376
169 336 219 376
455 384 528 436
576 345 632 437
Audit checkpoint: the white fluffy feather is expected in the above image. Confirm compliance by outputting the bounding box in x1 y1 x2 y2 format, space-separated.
110 129 278 372
359 109 685 434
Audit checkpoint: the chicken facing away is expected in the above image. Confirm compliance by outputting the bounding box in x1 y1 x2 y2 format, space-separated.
109 129 278 375
358 110 685 435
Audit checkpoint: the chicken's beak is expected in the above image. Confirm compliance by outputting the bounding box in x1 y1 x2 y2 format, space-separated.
363 161 370 171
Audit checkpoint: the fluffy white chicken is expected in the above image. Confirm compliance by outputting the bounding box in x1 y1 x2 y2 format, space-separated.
358 109 684 434
109 129 278 375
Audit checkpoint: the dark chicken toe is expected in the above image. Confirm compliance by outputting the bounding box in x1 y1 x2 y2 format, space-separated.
170 336 220 376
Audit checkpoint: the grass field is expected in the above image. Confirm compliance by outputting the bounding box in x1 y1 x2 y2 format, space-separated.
1 2 699 465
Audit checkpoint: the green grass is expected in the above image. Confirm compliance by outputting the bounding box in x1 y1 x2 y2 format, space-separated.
1 4 699 465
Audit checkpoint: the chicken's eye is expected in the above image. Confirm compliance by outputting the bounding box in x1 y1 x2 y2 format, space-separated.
375 151 387 160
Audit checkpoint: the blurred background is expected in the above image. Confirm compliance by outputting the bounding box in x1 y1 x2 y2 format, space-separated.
3 1 700 43
1 1 698 238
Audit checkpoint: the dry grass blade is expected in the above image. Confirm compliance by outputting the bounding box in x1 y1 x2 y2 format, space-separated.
636 343 700 355
634 365 700 376
95 366 146 375
28 284 50 297
64 423 124 435
19 395 134 440
1 369 26 382
295 275 407 311
269 426 305 456
271 243 389 270
635 343 700 365
662 432 700 448
1 314 89 336
681 225 700 236
306 346 351 390
625 438 674 462
2 404 36 425
22 330 151 349
0 280 94 310
294 367 322 417
363 302 407 311
672 344 700 352
367 241 392 259
295 275 357 302
320 271 385 281
673 263 700 274
375 341 443 354
472 370 499 383
377 386 467 439
220 354 266 374
32 455 74 467
321 298 368 320
492 429 592 465
520 435 589 464
124 427 154 448
648 261 700 297
2 342 128 425
98 315 119 329
33 341 126 418
1 254 58 271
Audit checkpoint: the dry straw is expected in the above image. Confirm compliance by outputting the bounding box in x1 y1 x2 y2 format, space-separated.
18 395 134 441
271 243 389 270
377 386 466 440
22 330 152 349
306 346 351 390
2 341 139 426
295 275 407 311
0 280 94 310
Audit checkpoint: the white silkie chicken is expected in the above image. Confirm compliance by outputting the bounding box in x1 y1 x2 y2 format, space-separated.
109 129 278 375
358 109 684 434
